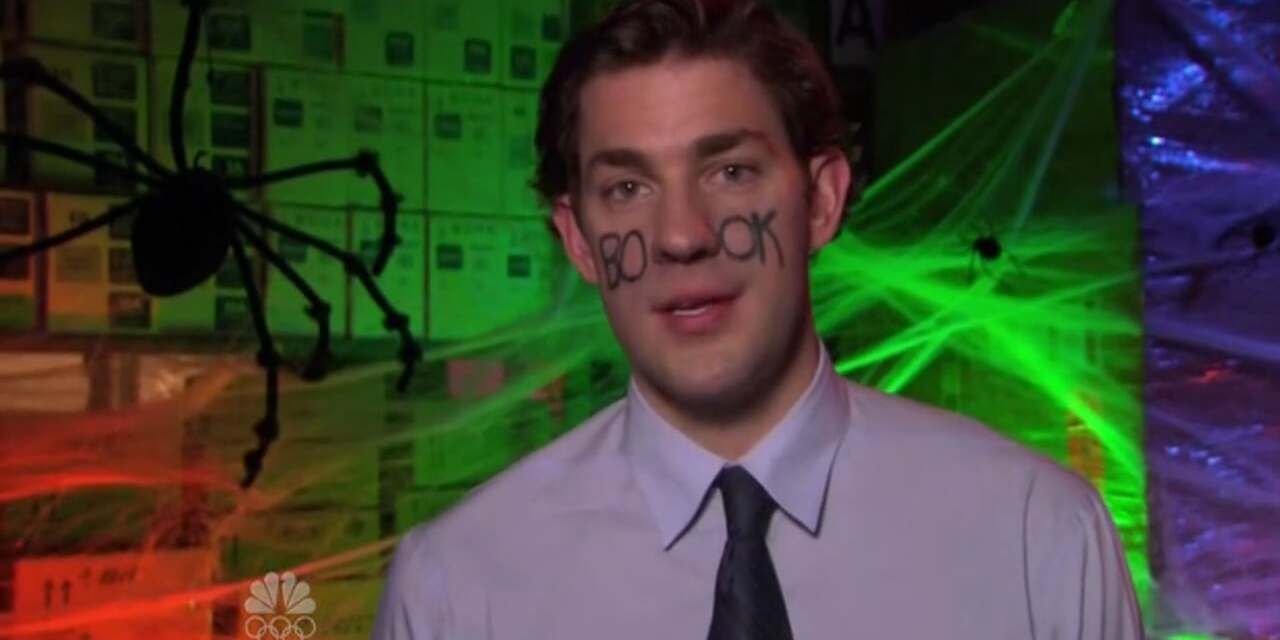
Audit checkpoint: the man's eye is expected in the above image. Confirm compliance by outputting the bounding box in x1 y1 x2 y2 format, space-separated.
603 180 647 201
716 164 757 184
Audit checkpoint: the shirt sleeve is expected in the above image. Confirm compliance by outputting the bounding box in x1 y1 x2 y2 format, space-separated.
371 525 451 640
1026 467 1145 640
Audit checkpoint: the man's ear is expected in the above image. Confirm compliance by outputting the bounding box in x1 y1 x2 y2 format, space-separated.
552 194 600 285
806 148 852 252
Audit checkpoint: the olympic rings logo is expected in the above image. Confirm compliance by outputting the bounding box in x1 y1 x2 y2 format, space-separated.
244 614 317 639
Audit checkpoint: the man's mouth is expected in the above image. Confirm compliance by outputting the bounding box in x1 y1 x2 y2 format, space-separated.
671 304 712 317
656 291 737 313
654 290 739 334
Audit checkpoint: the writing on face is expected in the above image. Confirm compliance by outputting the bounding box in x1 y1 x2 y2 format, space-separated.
584 129 790 290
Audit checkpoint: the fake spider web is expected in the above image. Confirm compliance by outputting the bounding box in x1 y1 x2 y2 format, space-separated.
3 0 1237 636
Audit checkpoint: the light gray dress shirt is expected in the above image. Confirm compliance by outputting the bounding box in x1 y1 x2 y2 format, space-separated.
372 346 1144 638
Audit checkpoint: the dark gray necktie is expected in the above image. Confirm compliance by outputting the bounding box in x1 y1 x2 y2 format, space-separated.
707 466 794 640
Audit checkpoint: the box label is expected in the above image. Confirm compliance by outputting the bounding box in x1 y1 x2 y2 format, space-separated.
107 247 136 284
91 62 137 100
215 295 248 331
108 291 151 328
91 1 137 42
436 244 463 270
94 104 137 142
464 38 492 74
0 197 31 234
209 69 252 107
274 98 304 127
543 14 563 41
208 13 251 51
511 46 536 80
354 105 383 133
0 244 30 279
303 15 339 61
386 32 416 67
55 245 102 283
211 112 251 148
434 113 462 140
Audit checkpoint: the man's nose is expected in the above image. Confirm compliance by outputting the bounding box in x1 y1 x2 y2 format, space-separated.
652 187 719 265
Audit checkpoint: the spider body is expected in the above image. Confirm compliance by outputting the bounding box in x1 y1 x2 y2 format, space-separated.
973 234 1003 262
0 1 420 488
1251 221 1276 252
133 167 235 296
962 223 1023 284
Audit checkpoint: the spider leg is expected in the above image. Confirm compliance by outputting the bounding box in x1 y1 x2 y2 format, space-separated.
0 132 161 187
1008 252 1026 277
168 0 210 171
0 196 141 265
233 216 333 382
0 58 169 177
227 151 402 273
227 226 281 490
233 201 422 392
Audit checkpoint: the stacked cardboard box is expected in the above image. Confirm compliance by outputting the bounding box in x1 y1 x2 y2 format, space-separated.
0 353 186 552
151 0 283 63
499 89 543 218
219 503 379 581
264 204 349 337
14 44 149 192
344 0 428 78
9 549 214 639
153 1 346 69
150 58 259 178
499 0 565 89
261 68 348 206
424 0 501 85
189 366 389 506
44 192 224 334
6 0 148 52
410 417 522 487
265 0 344 69
350 208 426 338
424 84 503 215
0 352 90 413
0 191 38 330
428 215 553 340
346 75 426 209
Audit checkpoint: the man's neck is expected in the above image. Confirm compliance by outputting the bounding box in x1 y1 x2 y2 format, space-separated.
637 330 822 461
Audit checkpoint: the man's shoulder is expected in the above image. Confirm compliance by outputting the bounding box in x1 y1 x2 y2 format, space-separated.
844 379 1017 451
398 397 628 550
840 379 1093 500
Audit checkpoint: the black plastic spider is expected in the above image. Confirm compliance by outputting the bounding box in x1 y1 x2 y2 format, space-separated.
1212 207 1279 263
0 0 421 489
962 223 1023 283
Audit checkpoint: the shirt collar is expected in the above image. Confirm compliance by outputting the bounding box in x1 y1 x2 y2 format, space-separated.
621 341 850 549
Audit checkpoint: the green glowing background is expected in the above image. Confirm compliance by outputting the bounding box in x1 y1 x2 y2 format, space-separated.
0 0 1150 635
827 0 1148 605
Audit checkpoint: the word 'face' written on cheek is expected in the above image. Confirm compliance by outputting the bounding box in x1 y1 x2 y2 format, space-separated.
597 209 785 291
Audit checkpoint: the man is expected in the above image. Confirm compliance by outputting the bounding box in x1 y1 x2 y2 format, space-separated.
373 0 1144 637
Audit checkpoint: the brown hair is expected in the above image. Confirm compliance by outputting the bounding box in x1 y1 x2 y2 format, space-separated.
533 0 849 207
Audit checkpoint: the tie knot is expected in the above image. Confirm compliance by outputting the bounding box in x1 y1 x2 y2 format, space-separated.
717 466 777 541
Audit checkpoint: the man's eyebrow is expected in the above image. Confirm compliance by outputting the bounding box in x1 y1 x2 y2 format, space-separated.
582 129 769 179
692 128 769 160
584 148 657 179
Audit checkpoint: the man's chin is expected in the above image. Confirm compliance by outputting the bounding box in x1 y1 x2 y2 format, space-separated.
641 367 764 424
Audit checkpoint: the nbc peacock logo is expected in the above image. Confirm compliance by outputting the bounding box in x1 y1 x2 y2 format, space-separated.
243 571 318 639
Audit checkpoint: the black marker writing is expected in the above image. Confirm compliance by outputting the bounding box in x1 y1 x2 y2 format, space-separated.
596 209 783 290
713 209 784 267
599 229 648 290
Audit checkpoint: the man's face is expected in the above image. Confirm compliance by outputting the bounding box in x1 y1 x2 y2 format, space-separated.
553 56 849 420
